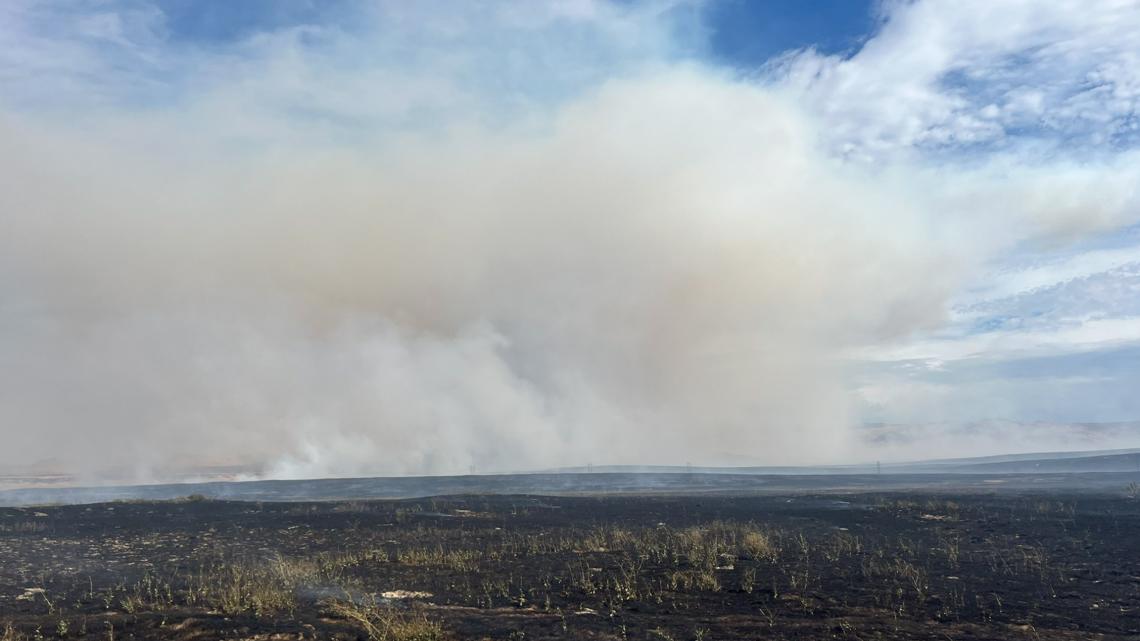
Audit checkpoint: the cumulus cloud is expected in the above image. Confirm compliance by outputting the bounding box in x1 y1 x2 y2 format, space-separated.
1 1 1139 480
776 0 1140 158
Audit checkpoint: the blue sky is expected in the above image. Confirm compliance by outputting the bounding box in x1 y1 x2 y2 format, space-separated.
137 0 881 58
157 0 359 43
2 0 1140 474
704 0 878 65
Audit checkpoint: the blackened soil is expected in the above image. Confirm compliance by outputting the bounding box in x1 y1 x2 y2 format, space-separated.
1 492 1138 640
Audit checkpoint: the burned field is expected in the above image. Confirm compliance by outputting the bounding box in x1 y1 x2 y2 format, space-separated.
1 492 1138 640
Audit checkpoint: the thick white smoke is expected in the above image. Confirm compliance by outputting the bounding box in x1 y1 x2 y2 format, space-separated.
2 1 1139 480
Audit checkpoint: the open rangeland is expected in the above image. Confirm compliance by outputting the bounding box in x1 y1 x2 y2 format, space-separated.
2 491 1138 640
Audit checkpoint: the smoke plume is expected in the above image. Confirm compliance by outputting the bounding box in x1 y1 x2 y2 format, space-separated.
2 3 1139 480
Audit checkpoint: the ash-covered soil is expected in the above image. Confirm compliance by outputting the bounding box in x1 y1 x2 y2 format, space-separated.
2 492 1138 640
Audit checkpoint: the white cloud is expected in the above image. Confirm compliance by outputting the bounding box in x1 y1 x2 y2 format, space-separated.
772 1 1140 442
857 316 1140 364
774 0 1140 158
961 246 1140 306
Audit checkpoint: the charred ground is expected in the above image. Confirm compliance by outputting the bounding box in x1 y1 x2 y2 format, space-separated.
2 491 1139 640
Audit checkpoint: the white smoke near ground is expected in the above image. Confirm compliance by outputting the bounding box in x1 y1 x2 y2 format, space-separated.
1 2 1139 481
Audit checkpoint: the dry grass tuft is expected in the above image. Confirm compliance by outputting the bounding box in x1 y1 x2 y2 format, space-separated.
740 530 775 560
328 598 444 641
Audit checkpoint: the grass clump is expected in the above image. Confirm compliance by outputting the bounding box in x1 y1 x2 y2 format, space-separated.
328 598 444 641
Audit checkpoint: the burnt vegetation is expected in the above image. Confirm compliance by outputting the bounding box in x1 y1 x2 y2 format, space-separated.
1 493 1138 640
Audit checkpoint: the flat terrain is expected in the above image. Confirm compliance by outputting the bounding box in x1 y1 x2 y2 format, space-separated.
3 490 1140 640
6 470 1140 506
